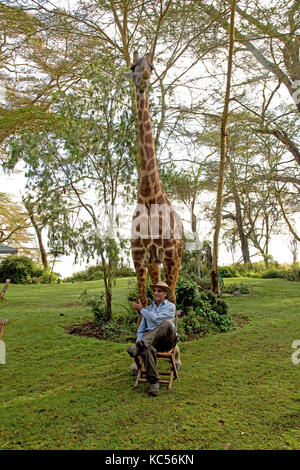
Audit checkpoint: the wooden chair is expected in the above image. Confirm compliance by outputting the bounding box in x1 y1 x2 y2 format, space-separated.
0 279 10 301
134 310 181 390
0 318 8 341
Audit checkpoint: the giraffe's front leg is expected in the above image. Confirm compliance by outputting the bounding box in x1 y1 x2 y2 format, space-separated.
132 261 147 329
133 262 147 307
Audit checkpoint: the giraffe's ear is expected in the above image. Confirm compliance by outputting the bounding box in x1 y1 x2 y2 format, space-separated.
133 50 139 65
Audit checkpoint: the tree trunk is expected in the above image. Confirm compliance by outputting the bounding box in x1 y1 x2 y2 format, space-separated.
23 198 48 269
100 249 112 321
210 0 237 293
228 156 251 265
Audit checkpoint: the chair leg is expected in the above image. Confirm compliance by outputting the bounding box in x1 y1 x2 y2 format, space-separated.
171 355 179 379
134 367 142 388
168 370 174 390
134 355 143 388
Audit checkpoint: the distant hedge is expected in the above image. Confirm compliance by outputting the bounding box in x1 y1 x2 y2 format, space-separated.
64 264 135 282
218 262 300 281
0 255 58 284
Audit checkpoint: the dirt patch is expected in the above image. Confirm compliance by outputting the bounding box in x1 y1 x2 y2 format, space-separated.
65 321 106 339
65 315 249 343
65 321 136 342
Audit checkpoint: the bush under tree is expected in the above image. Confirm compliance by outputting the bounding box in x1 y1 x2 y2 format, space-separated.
0 255 58 284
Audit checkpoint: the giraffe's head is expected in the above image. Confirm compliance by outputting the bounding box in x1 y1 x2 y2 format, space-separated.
130 51 154 92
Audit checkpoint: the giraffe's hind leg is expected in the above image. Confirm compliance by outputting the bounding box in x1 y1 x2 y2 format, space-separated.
163 259 181 305
147 262 161 285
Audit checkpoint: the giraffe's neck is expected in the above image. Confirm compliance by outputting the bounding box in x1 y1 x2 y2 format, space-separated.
136 90 163 203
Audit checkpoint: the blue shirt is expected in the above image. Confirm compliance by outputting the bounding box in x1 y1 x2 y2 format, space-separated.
137 299 176 341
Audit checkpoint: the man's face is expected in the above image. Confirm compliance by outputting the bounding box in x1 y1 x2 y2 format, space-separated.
153 288 168 303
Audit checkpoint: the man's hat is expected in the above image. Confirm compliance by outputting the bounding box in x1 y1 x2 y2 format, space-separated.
149 281 171 298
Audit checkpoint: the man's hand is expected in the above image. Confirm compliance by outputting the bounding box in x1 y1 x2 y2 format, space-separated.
133 298 143 312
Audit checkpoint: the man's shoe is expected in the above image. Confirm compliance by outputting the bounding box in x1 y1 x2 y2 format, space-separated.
149 382 159 397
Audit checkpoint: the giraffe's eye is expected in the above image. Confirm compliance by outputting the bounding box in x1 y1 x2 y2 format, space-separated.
131 65 135 71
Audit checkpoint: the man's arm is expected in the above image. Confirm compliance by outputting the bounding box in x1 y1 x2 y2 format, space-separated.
136 316 147 341
140 301 175 324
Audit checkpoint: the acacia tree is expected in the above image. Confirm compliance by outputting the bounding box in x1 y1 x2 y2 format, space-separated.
210 0 237 293
197 0 300 165
22 196 49 269
0 192 34 251
6 61 136 318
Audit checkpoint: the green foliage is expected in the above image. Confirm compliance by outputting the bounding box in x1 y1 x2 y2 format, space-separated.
175 278 201 311
80 290 109 324
223 282 252 295
180 272 211 291
178 306 232 340
219 262 300 281
127 280 155 305
40 269 59 284
175 278 231 339
123 280 154 331
0 255 57 284
218 265 239 278
101 318 126 340
64 264 135 282
261 268 281 278
285 268 300 281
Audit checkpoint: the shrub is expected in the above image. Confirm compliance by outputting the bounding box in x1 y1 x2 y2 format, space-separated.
175 278 201 311
285 268 300 281
122 303 139 330
102 318 125 340
218 265 239 278
115 266 136 277
80 290 110 324
181 272 211 291
127 280 154 304
64 264 135 282
175 279 231 338
261 268 281 278
178 302 232 340
39 268 59 284
0 256 59 284
223 282 252 295
0 255 39 284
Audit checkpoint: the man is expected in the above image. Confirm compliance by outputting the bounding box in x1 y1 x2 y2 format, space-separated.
127 281 178 397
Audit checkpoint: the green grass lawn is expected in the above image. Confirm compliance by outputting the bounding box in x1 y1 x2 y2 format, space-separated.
0 277 299 450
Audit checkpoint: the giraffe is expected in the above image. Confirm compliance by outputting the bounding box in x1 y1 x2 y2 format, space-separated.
129 51 183 308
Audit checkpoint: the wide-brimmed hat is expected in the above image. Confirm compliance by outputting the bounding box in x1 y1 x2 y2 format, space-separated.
149 281 171 298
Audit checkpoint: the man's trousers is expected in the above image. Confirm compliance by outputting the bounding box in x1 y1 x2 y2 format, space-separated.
139 320 178 384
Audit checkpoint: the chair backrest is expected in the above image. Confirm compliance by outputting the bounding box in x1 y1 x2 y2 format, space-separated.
1 279 10 295
174 310 180 330
0 318 8 341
